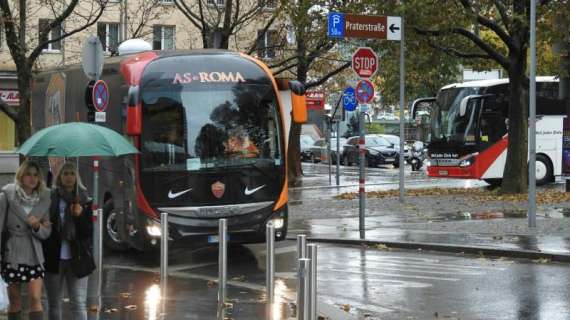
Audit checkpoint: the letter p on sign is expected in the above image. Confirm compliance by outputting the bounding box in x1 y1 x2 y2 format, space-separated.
352 47 378 79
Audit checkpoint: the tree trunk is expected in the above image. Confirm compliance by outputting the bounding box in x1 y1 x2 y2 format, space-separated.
501 54 528 194
15 64 32 146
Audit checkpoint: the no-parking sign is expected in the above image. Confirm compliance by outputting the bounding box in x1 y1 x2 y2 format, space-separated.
355 79 374 104
92 80 109 112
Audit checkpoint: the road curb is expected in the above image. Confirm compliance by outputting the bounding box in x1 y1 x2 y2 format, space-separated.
287 236 570 263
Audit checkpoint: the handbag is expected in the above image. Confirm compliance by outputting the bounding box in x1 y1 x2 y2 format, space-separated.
70 240 96 278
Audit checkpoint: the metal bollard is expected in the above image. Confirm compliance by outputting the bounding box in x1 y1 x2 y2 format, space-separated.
297 258 310 320
218 219 228 316
160 212 169 293
96 208 103 306
266 222 275 305
307 244 318 320
297 234 307 260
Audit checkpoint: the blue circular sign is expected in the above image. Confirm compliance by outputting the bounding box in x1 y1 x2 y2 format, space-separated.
355 79 374 104
92 80 109 112
343 87 358 111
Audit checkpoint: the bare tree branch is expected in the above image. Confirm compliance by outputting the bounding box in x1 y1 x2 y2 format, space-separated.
414 26 509 69
306 61 351 89
29 0 107 64
457 0 516 52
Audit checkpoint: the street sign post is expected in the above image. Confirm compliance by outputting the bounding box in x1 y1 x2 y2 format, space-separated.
352 47 378 78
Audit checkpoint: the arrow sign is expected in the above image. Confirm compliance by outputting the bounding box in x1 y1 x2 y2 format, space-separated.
389 24 399 33
387 16 401 40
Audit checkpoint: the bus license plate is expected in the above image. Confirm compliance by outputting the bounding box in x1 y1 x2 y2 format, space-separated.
439 170 448 176
208 235 230 243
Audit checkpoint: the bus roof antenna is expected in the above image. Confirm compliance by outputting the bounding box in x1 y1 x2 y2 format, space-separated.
118 39 152 56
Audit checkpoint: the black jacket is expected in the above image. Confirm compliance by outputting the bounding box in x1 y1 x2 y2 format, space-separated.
42 190 94 278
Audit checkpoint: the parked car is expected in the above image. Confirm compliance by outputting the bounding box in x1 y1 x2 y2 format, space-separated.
377 134 409 160
300 134 316 161
342 135 400 168
310 138 347 164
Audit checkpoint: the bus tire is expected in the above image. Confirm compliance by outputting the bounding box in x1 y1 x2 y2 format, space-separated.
103 200 130 252
535 154 553 186
484 179 502 187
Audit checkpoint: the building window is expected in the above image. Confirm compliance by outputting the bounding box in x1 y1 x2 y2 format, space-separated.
153 25 175 50
97 23 119 54
258 0 276 8
257 30 278 59
39 19 63 52
207 0 225 6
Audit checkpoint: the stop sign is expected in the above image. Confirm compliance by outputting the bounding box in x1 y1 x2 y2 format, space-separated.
352 47 378 78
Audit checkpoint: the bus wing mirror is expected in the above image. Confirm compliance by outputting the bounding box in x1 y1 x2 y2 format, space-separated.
291 91 307 124
126 85 141 135
411 97 435 119
459 96 470 117
278 79 307 124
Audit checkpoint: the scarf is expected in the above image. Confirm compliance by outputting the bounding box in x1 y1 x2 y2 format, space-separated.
15 184 40 209
57 187 88 242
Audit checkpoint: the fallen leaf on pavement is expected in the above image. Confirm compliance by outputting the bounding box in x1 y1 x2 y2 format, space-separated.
207 280 216 288
533 257 551 264
341 304 351 312
373 244 391 251
120 292 131 298
231 275 246 282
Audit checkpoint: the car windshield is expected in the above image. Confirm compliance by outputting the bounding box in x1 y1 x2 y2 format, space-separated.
431 87 480 143
366 136 391 147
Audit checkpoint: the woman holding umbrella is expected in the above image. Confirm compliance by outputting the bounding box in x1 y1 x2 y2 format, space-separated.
43 162 95 320
0 160 52 320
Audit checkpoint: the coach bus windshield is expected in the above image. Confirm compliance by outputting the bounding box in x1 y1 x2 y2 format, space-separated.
139 56 282 173
431 87 480 144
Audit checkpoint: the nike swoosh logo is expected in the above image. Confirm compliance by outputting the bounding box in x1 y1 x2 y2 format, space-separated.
168 188 193 199
244 185 266 196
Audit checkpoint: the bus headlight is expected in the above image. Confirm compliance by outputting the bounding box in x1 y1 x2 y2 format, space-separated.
146 221 162 237
272 217 285 229
459 157 474 167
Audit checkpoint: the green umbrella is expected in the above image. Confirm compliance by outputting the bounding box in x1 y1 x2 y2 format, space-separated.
16 122 139 157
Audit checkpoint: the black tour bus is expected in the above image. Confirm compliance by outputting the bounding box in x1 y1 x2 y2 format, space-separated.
31 49 307 251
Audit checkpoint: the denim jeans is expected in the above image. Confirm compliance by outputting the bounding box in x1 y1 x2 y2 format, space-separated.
44 260 88 320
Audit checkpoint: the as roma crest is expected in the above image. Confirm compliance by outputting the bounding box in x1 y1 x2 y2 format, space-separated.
211 181 225 199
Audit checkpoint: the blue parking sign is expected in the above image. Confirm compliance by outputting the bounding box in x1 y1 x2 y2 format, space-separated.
327 12 345 38
343 87 358 111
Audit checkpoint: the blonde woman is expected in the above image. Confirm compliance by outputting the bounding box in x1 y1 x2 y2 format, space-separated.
43 162 94 320
0 160 52 320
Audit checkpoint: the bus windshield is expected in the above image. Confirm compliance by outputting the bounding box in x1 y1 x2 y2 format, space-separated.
431 87 480 143
141 83 282 172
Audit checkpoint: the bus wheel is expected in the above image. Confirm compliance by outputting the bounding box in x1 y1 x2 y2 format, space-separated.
484 179 502 187
103 200 129 251
535 154 553 185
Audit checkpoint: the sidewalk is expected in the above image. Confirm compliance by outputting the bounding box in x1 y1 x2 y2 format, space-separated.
287 181 570 262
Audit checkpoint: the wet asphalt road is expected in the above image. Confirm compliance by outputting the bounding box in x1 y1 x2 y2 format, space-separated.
101 240 570 320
